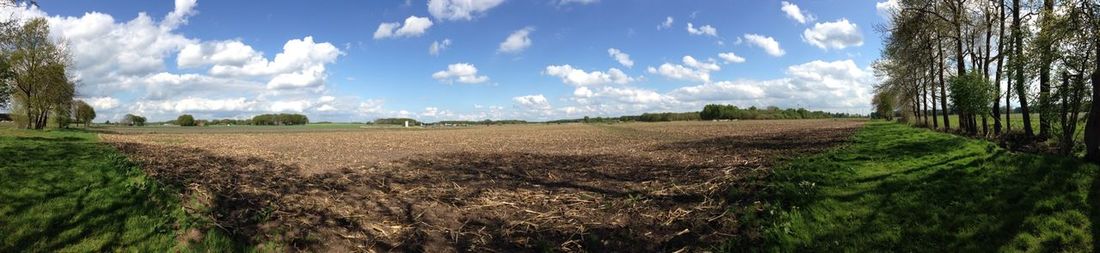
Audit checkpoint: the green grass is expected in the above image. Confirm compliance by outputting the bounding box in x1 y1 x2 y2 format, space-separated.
0 127 242 251
751 122 1100 251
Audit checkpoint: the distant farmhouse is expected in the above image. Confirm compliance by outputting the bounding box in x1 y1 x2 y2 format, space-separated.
0 113 11 122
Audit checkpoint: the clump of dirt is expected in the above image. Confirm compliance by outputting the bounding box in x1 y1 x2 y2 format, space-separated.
106 120 863 252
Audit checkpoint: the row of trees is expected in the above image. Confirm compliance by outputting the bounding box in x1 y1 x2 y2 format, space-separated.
0 17 78 129
872 0 1100 161
251 113 309 125
700 104 852 120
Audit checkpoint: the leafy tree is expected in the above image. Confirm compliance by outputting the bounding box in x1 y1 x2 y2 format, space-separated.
4 18 73 129
949 72 994 135
177 114 196 127
73 100 94 127
123 114 146 126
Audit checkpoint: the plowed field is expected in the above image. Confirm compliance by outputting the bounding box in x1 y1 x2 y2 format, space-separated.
102 120 863 252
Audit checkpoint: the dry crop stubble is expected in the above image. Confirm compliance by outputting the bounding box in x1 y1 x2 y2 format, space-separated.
102 120 864 251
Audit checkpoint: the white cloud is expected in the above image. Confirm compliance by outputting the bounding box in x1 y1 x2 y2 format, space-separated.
432 63 490 84
686 23 718 37
358 99 385 115
658 16 674 30
513 94 552 110
670 59 874 111
545 65 635 86
177 40 262 68
743 34 786 57
498 27 534 53
607 48 634 68
876 0 900 18
646 55 720 82
718 52 746 63
374 16 433 39
803 19 864 50
133 97 258 114
780 1 814 24
162 0 198 30
429 38 452 56
427 0 505 21
82 97 121 111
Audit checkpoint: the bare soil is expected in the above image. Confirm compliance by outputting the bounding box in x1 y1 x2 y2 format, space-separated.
102 120 863 252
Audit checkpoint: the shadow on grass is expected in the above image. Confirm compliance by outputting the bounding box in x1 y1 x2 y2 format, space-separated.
0 133 182 252
755 122 1100 252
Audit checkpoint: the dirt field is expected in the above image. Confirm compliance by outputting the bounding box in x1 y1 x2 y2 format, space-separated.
102 120 864 252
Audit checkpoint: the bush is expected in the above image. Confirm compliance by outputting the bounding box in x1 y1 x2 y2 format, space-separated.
176 114 196 127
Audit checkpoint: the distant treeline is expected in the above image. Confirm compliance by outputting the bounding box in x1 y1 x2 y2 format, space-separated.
251 113 309 125
700 104 853 120
433 119 528 125
372 118 420 125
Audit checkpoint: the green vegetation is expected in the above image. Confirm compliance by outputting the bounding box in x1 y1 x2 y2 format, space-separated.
176 114 196 127
122 114 147 126
701 104 849 120
0 127 240 251
747 122 1099 251
251 113 308 125
372 117 419 125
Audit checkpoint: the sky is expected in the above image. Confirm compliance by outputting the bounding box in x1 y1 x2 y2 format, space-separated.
1 0 899 122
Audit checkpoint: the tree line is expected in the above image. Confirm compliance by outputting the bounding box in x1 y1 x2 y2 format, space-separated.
872 0 1100 161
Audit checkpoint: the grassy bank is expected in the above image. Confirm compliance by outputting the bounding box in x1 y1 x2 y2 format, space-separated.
752 122 1099 251
0 127 238 251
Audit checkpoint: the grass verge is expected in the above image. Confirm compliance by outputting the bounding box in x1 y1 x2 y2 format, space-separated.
0 127 243 251
744 121 1100 251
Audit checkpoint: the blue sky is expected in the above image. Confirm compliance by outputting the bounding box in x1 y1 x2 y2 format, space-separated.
8 0 894 122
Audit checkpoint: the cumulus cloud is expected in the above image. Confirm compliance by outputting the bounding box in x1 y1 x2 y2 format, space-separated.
429 38 452 56
718 52 746 63
607 48 634 68
82 97 121 111
876 0 900 18
671 59 874 110
658 16 674 30
780 1 814 24
545 65 634 86
686 23 718 37
647 55 720 83
0 2 354 121
803 19 863 50
743 34 786 57
498 27 534 53
513 94 552 110
177 40 262 68
432 63 489 84
427 0 505 21
373 16 433 39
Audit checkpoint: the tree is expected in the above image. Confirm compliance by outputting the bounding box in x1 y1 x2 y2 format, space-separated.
950 72 994 135
123 114 146 126
4 18 73 129
1012 0 1035 137
73 100 95 127
177 114 196 127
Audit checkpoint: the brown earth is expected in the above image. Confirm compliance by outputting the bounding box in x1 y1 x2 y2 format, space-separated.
102 120 864 252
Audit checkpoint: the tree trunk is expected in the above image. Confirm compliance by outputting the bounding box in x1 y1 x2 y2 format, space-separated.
1037 0 1054 139
1012 0 1035 137
1060 72 1071 154
939 37 951 131
931 47 940 129
1086 70 1100 162
992 0 1006 135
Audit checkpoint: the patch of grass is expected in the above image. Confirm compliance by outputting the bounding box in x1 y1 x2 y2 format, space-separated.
0 127 243 251
750 122 1099 251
